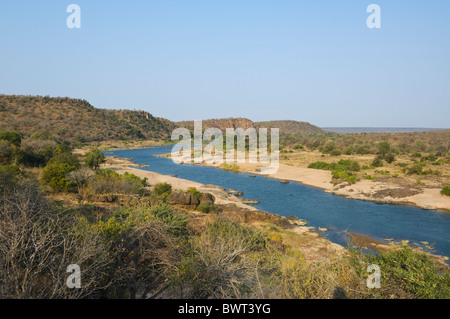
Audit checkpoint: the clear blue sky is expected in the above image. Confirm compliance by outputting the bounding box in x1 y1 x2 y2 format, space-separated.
1 1 449 127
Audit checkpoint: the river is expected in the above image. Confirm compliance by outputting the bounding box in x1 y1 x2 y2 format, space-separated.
105 145 450 261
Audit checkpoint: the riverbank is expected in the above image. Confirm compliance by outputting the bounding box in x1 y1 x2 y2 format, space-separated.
99 152 450 266
166 158 450 213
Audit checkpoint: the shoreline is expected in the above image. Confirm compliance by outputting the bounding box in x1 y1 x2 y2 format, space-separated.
94 142 450 212
184 160 450 213
99 151 450 265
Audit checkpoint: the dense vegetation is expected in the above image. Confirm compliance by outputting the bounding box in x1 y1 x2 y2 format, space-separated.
280 130 450 157
0 95 175 144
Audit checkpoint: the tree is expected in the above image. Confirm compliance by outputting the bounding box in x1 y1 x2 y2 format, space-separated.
376 141 391 156
371 156 384 168
0 130 21 147
41 162 78 192
442 186 450 196
85 149 105 170
67 167 95 193
153 182 172 196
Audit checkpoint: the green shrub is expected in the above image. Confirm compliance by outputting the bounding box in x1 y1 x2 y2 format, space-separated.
87 169 146 195
41 162 78 192
0 131 21 147
0 164 22 176
406 165 421 175
347 175 357 184
123 172 147 187
308 161 332 170
442 186 450 196
384 153 396 164
376 141 391 157
330 149 341 156
197 202 221 214
153 182 172 196
371 156 384 168
84 148 105 170
220 163 239 171
344 146 354 155
365 246 450 299
424 153 437 162
187 187 202 200
149 203 188 236
356 144 371 155
205 218 267 252
48 152 80 169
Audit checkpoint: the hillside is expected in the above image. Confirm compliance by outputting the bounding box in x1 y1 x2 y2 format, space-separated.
0 95 175 143
176 118 324 136
255 120 324 136
176 118 254 133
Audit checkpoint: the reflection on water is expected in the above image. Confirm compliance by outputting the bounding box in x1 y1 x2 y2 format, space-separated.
106 146 450 260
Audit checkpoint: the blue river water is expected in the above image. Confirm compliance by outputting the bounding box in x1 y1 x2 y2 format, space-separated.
105 146 450 260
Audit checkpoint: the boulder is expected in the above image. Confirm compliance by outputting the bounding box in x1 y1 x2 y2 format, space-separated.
200 192 215 204
228 189 244 196
167 191 200 209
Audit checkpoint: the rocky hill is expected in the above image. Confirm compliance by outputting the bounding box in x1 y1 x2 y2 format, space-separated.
0 95 325 144
0 95 175 143
255 120 324 136
176 118 324 136
176 118 254 133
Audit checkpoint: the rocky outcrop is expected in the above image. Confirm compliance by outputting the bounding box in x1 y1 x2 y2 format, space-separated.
167 191 200 209
228 189 244 196
176 118 254 133
199 192 215 205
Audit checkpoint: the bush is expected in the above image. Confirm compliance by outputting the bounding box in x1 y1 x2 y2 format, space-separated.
48 152 80 169
347 176 357 184
442 186 450 196
356 144 371 155
85 148 105 170
187 187 202 201
364 246 450 299
41 162 78 192
308 161 332 170
0 179 111 298
376 141 391 156
150 203 188 236
0 165 23 191
87 169 146 195
220 163 239 171
153 182 172 196
174 218 266 298
406 164 423 175
384 153 396 164
0 164 22 177
0 130 21 147
197 202 221 214
330 149 341 156
371 156 384 168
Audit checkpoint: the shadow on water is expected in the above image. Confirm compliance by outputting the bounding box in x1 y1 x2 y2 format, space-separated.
105 146 450 261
